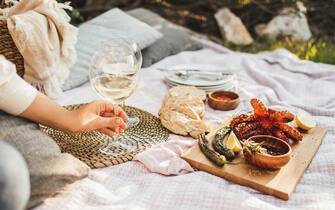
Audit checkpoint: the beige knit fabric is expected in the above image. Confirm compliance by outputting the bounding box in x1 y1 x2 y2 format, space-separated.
7 0 77 98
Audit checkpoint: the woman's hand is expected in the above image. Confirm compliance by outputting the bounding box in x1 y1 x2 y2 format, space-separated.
20 93 128 137
68 100 128 136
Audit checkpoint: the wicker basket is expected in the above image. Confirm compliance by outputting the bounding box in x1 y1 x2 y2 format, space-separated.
0 18 25 77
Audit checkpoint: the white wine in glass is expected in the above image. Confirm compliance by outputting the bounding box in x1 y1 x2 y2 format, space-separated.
92 74 138 104
100 39 142 126
89 39 141 155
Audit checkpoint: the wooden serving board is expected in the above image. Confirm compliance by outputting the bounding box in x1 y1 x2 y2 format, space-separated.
181 122 326 200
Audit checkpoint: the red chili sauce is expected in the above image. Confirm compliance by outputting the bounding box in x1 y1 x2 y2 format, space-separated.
213 94 235 102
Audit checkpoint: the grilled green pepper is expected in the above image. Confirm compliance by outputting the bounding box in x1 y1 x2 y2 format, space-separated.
198 133 230 167
212 126 235 161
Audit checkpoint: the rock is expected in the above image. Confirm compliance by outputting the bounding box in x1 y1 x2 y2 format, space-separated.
296 1 307 13
215 7 253 46
255 4 312 42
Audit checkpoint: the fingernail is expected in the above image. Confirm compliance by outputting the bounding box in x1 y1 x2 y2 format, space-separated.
115 118 122 124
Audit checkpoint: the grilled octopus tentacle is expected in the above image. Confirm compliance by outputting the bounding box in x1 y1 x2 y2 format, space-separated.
250 98 268 118
232 123 245 139
269 109 295 123
274 123 303 141
230 113 256 128
271 127 290 143
236 122 260 138
239 128 265 140
230 99 303 143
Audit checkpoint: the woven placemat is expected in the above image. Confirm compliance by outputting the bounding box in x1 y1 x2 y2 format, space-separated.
39 104 169 168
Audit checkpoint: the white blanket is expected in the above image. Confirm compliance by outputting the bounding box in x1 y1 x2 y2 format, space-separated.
34 41 335 210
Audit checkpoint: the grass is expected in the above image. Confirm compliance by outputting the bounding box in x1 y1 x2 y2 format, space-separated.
224 37 335 65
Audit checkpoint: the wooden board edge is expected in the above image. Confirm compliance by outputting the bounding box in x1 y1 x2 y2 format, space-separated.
182 148 290 200
181 127 327 201
286 128 327 199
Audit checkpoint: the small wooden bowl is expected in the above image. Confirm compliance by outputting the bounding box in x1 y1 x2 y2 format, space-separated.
243 135 292 170
208 90 240 111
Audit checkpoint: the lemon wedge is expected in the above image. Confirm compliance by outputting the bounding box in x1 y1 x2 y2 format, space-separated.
226 131 242 153
295 112 316 130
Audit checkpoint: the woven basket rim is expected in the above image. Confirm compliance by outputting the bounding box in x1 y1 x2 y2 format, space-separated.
0 1 14 9
0 3 13 18
0 12 25 77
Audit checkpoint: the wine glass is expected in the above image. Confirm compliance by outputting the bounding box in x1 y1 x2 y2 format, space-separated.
89 39 141 155
100 38 142 127
102 37 142 70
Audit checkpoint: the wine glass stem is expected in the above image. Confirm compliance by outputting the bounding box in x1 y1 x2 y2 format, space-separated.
99 134 120 154
119 101 126 109
120 101 139 127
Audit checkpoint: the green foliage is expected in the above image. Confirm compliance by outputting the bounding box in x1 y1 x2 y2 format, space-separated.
68 9 84 25
224 37 335 65
60 0 335 65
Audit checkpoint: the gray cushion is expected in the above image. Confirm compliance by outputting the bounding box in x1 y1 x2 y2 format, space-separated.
0 112 90 209
63 8 163 91
128 8 203 67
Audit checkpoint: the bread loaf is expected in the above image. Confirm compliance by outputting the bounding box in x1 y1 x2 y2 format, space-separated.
159 86 210 138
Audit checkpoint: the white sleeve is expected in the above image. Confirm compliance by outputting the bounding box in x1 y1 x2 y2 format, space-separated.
0 55 37 115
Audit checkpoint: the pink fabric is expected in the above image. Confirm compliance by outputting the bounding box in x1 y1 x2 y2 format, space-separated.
134 139 195 175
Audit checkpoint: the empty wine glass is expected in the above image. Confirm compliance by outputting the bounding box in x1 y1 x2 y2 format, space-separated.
89 38 141 155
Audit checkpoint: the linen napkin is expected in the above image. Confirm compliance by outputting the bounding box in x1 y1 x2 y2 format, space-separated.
134 139 196 175
6 0 77 98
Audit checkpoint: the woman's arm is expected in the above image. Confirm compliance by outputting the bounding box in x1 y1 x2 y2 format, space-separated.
0 56 37 115
0 55 127 136
20 92 128 136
